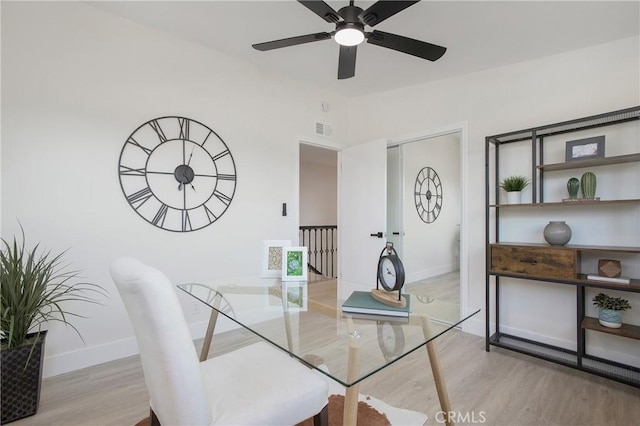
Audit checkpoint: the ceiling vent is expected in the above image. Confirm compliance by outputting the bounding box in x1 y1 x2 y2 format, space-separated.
316 122 332 136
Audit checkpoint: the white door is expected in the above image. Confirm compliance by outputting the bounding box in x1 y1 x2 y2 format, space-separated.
386 146 403 259
338 139 387 288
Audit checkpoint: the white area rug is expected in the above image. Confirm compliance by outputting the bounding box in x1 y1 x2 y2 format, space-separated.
320 366 428 425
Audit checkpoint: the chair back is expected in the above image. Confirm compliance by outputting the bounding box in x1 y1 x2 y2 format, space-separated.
110 257 211 425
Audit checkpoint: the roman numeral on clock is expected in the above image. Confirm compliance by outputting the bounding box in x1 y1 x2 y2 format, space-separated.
152 204 169 226
178 117 190 140
126 187 153 208
149 120 168 143
182 210 192 232
126 136 152 155
213 190 232 205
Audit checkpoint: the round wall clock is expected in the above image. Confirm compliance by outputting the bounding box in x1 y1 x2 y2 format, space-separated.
414 166 443 223
118 116 237 232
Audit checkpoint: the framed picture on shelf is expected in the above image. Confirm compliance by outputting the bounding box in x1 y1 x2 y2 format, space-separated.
282 246 308 281
261 240 291 278
565 135 605 162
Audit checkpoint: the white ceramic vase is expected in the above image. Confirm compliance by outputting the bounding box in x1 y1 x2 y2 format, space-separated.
506 191 522 204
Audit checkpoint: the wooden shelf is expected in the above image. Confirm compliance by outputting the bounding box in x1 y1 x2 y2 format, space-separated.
490 199 640 208
490 242 640 254
489 270 640 290
538 153 640 172
582 317 640 340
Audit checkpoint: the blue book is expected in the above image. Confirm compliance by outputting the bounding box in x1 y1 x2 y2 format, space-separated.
341 291 410 318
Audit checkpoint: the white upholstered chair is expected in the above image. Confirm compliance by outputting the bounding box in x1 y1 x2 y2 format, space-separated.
110 257 329 426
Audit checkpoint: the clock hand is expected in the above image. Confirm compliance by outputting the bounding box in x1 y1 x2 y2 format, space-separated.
181 168 196 192
385 267 395 276
186 145 195 166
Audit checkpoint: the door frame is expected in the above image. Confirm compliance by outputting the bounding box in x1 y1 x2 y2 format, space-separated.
297 122 469 318
388 121 470 315
296 135 344 273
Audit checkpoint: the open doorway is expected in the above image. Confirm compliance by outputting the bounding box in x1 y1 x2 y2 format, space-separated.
299 143 338 281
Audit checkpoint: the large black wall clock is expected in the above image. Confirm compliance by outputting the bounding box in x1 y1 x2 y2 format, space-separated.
118 116 237 232
414 166 442 223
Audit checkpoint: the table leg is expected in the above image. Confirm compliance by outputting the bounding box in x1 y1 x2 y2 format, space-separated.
421 316 453 426
199 297 221 362
343 320 361 426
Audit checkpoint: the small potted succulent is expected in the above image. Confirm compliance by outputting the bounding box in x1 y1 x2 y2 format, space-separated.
499 175 530 204
592 292 631 328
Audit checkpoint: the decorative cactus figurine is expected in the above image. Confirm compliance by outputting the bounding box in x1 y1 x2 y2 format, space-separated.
567 177 580 199
581 171 597 199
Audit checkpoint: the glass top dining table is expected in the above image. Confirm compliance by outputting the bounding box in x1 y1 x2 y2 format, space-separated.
177 276 480 389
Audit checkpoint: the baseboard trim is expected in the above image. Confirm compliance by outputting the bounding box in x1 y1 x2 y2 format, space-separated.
42 319 212 378
406 264 457 284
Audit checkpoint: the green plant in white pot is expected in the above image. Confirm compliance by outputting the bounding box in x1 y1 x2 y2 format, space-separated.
592 293 631 329
1 226 106 423
499 175 530 204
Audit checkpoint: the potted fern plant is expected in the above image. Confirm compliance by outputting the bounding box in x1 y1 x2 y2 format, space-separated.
592 292 631 329
1 226 105 423
500 175 530 204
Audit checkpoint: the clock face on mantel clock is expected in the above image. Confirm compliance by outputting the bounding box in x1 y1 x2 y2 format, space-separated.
118 116 237 232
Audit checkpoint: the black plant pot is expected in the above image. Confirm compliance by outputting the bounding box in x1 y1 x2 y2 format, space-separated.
1 331 47 424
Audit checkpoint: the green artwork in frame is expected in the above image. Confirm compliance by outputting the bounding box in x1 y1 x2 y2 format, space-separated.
282 246 308 281
286 251 304 276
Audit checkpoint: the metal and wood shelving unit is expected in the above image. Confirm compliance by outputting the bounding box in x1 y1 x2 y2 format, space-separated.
485 106 640 388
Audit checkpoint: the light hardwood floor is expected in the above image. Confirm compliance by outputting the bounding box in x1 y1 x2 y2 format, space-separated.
12 273 639 426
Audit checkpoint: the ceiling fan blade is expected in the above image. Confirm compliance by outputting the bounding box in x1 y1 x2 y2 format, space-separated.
337 45 357 80
367 30 446 61
359 1 420 27
252 32 332 51
297 0 341 23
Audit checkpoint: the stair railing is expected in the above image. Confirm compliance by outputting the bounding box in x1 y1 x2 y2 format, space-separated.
299 225 337 278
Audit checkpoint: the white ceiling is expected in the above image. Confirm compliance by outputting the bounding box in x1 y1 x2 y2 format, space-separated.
89 1 639 98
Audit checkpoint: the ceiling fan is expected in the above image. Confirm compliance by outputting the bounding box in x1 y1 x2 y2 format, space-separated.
252 0 446 80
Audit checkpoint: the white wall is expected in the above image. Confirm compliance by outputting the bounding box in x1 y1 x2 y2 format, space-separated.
299 161 337 227
347 35 640 365
1 2 348 377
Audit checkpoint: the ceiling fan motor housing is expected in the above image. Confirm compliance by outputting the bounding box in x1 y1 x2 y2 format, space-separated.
338 5 364 25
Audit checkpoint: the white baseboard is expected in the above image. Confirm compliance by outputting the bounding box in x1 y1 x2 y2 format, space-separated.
43 337 141 378
461 315 485 337
43 319 213 378
485 322 640 368
496 323 575 351
406 263 457 284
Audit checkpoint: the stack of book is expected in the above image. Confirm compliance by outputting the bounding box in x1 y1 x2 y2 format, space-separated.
341 291 411 318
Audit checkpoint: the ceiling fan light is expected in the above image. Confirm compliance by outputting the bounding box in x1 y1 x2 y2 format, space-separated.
335 27 364 46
